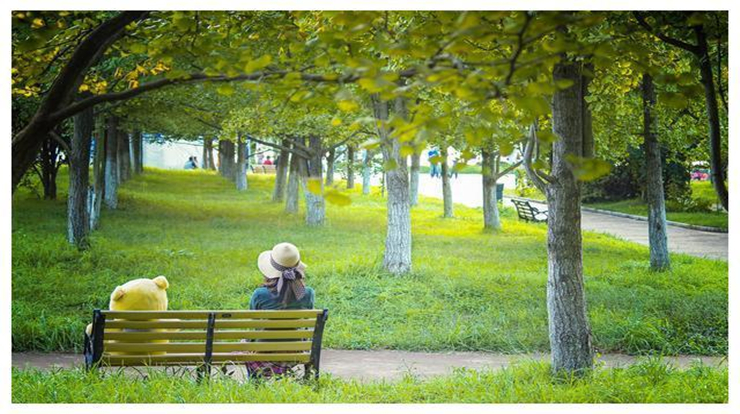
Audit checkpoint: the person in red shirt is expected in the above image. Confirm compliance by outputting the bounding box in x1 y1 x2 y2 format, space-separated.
263 156 273 165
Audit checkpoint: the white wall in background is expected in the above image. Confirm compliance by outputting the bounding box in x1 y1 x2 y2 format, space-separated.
143 140 204 170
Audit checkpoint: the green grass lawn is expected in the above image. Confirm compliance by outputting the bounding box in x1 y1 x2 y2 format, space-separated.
12 359 728 403
12 168 727 356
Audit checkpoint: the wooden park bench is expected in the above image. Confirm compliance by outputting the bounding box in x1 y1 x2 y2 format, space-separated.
511 199 548 223
251 164 277 174
83 309 328 380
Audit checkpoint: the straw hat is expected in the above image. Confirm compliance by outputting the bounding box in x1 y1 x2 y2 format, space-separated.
257 242 307 279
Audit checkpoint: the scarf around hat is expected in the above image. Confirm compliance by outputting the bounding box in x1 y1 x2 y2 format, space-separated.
270 256 306 304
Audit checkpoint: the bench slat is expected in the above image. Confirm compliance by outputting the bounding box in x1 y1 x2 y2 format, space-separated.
105 341 312 353
104 330 314 341
102 352 310 366
102 310 323 320
105 319 317 330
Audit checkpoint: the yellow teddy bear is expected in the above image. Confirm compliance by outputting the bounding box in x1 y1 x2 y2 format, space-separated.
86 276 169 335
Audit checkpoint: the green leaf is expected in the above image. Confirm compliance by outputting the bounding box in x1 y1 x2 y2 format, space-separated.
361 139 382 151
537 130 558 144
216 84 235 96
565 155 612 181
245 54 272 73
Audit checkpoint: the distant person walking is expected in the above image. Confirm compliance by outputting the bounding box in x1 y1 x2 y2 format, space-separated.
427 148 440 178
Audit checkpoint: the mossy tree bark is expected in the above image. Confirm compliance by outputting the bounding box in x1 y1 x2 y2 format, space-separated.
305 135 326 226
236 135 248 191
68 105 93 249
344 145 355 189
325 147 335 186
285 142 303 214
103 116 119 209
409 152 420 206
373 95 412 274
481 150 501 231
642 73 670 271
90 119 105 229
117 130 131 182
545 61 593 374
362 149 373 195
272 139 290 202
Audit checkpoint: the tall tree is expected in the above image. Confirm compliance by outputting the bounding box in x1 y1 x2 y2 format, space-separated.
103 116 119 209
634 12 728 210
524 61 594 374
67 104 93 249
641 74 670 270
236 135 248 191
272 139 290 202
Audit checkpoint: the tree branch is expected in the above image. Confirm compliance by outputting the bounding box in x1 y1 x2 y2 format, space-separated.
633 12 700 54
49 131 71 154
248 135 310 159
494 159 523 180
522 123 553 193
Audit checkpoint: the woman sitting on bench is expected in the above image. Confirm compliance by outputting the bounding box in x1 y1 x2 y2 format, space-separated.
246 242 315 378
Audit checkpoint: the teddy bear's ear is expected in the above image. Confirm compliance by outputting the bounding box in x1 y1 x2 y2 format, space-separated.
111 286 126 301
153 275 169 290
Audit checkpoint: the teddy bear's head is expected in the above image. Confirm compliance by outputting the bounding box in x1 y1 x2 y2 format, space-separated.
109 276 169 311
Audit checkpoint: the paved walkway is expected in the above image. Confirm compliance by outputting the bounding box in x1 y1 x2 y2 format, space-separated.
418 174 727 261
12 351 726 381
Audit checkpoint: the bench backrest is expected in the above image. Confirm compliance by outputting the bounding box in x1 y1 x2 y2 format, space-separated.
511 199 538 221
85 309 328 370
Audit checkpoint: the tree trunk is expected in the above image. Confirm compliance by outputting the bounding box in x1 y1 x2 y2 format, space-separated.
695 25 728 211
217 139 225 176
305 136 325 226
131 129 143 175
117 130 131 183
219 139 236 181
202 137 212 169
236 136 248 191
38 136 61 200
208 139 216 170
346 145 355 189
272 139 290 202
641 74 670 270
285 143 303 214
68 105 93 249
546 61 593 374
441 147 453 218
362 149 373 195
90 119 105 230
481 150 501 231
103 117 119 209
373 96 412 274
325 147 335 186
409 152 420 206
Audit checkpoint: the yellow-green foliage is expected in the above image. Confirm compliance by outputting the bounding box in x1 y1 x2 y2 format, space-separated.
12 168 727 355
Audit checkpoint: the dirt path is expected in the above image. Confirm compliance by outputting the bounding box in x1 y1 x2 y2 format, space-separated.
12 351 726 381
418 174 727 261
